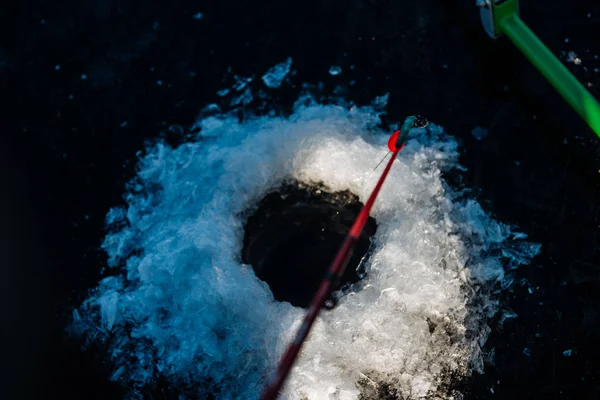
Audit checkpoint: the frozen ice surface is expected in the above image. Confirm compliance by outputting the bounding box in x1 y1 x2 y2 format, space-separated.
71 95 540 399
329 65 342 75
262 57 292 88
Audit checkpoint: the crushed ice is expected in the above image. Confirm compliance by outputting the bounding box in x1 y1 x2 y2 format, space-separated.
70 87 541 399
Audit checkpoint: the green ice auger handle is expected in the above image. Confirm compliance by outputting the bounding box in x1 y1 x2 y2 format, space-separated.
500 14 600 137
480 0 600 138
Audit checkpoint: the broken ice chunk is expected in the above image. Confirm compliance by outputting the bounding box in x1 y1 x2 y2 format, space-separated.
111 365 125 381
98 291 119 330
233 75 253 91
230 87 253 106
372 93 389 110
567 51 581 65
262 57 292 88
329 65 342 76
472 127 488 140
499 310 518 325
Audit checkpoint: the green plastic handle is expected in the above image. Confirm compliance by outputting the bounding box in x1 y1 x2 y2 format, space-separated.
496 13 600 137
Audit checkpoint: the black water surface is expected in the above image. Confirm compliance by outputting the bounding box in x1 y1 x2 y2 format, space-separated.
242 181 377 308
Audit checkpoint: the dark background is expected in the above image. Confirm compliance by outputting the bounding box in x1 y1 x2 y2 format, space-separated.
2 0 600 398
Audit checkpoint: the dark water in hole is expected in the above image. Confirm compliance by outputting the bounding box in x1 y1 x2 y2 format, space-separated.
242 182 377 307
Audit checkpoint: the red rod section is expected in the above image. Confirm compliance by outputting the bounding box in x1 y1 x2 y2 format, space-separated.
259 142 405 400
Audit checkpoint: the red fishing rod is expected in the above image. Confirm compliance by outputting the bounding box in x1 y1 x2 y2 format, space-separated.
259 115 427 400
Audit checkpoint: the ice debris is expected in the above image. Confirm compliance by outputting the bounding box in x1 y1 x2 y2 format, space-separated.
71 95 541 400
329 65 342 76
472 127 488 141
262 57 293 89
